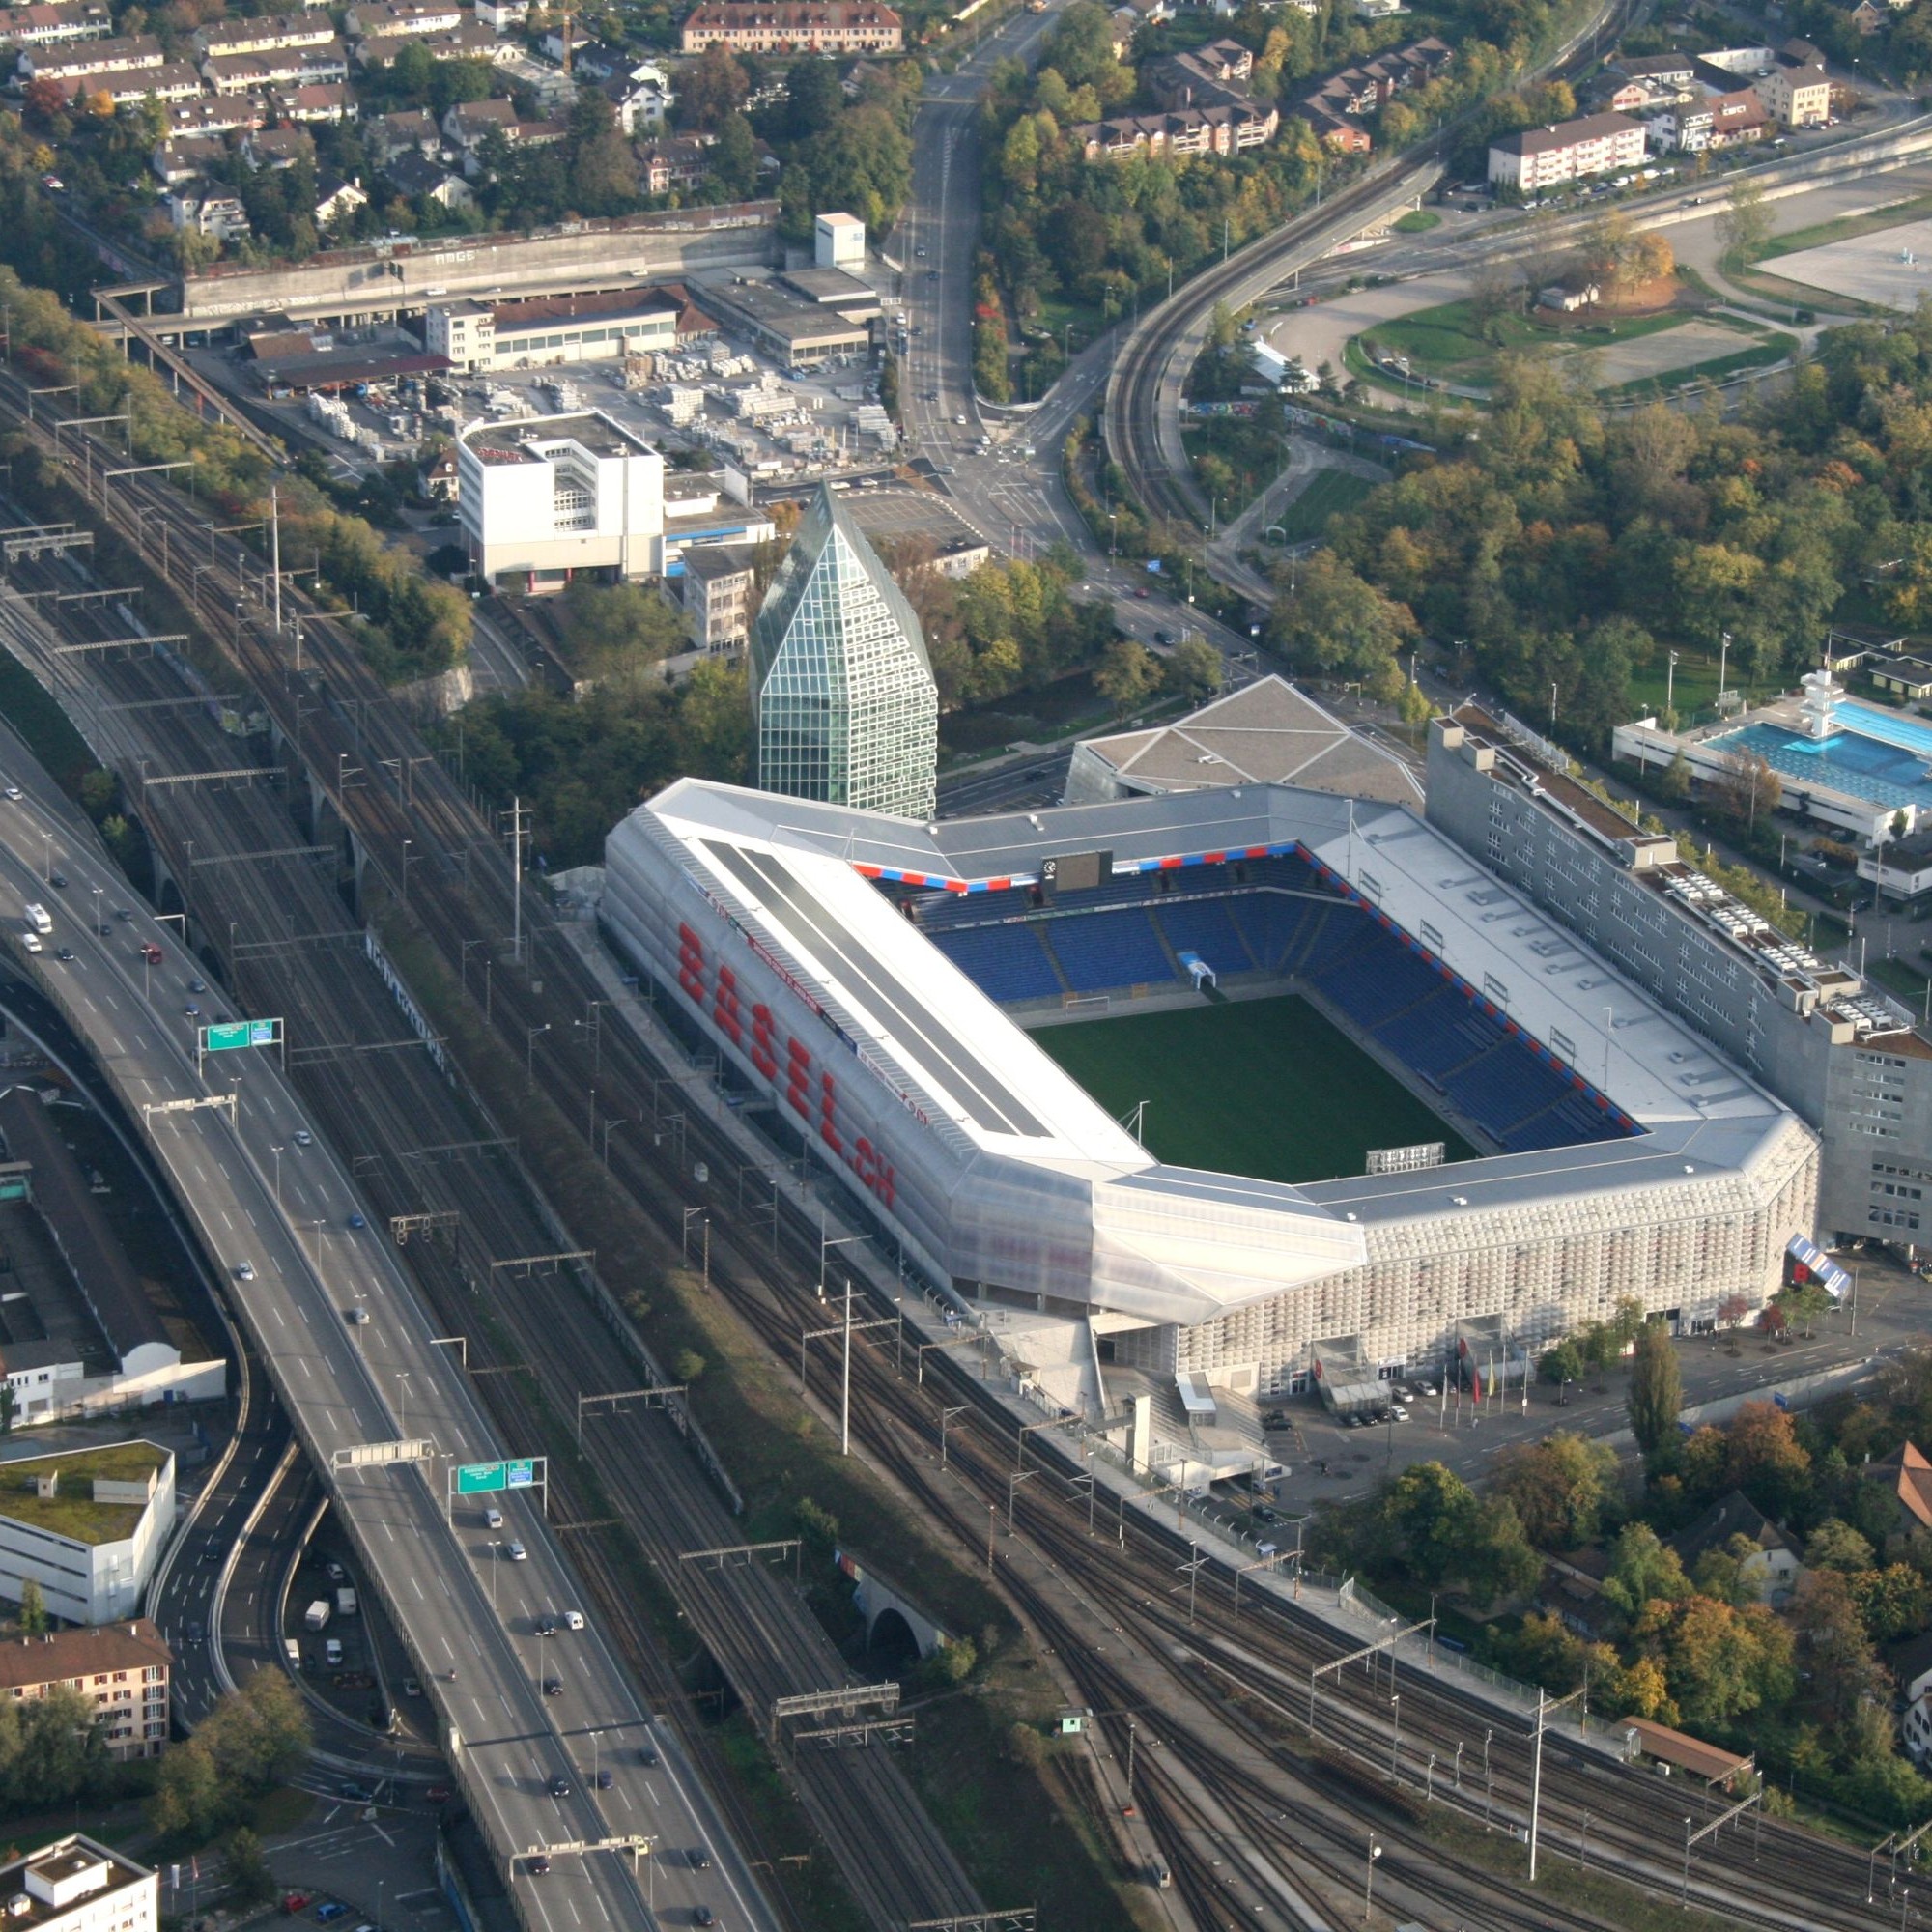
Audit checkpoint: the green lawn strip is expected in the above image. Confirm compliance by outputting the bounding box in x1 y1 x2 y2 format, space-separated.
1032 995 1473 1183
1264 469 1377 546
1596 332 1796 402
0 646 94 796
1755 190 1932 261
1392 209 1442 234
905 1683 1158 1932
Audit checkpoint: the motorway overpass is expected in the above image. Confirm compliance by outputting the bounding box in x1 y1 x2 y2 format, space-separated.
0 689 777 1932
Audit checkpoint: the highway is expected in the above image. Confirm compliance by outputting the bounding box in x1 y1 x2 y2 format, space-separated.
0 476 980 1932
0 665 777 1932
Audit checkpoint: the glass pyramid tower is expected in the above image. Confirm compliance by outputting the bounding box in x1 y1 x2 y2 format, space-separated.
750 485 938 821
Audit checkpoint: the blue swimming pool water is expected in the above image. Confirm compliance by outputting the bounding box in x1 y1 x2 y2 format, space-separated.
1715 705 1932 813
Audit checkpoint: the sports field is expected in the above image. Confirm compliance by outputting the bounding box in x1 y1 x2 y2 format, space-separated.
1034 994 1473 1185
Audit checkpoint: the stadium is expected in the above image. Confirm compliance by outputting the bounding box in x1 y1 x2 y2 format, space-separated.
601 779 1819 1432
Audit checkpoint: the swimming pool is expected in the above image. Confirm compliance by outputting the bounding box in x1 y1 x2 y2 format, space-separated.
1714 702 1932 814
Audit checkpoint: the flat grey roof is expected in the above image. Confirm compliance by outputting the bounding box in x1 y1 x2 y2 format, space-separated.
700 841 1049 1139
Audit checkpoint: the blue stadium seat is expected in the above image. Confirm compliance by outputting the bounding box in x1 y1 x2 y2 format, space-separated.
1153 899 1255 973
927 923 1064 1004
1044 910 1180 992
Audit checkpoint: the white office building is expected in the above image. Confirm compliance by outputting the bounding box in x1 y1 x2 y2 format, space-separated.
0 1443 176 1627
458 412 665 590
0 1838 156 1932
815 212 865 270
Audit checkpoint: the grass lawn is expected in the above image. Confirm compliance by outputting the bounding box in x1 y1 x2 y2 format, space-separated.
1264 469 1376 546
1392 209 1442 234
1032 995 1474 1183
0 1443 166 1544
1626 645 1729 723
1364 296 1690 389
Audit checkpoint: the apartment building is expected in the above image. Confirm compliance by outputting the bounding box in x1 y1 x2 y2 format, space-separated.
0 1627 171 1760
193 11 336 57
1761 39 1830 126
1488 109 1644 190
17 35 159 79
344 0 464 36
1072 102 1277 159
202 42 347 90
0 1837 157 1932
1 5 111 52
680 542 758 653
679 2 902 53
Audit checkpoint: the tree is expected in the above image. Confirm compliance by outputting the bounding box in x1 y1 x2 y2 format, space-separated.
1848 1563 1931 1644
1162 637 1221 704
785 56 844 139
1709 746 1781 829
1639 1594 1792 1727
1602 1522 1690 1620
1805 1519 1876 1574
1094 639 1160 714
673 1350 706 1383
1627 1321 1682 1471
711 113 759 201
1268 550 1416 682
1791 1570 1886 1738
1717 178 1771 272
679 43 749 129
1488 1433 1620 1550
16 1577 47 1635
1724 1402 1812 1519
224 1829 274 1909
1540 1338 1585 1387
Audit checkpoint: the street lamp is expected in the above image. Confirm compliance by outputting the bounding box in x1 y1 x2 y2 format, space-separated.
270 1145 283 1208
1365 1837 1381 1922
396 1371 411 1438
526 1021 550 1091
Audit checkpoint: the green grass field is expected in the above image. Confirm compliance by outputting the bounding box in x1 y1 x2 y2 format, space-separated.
1264 469 1377 545
1034 995 1473 1184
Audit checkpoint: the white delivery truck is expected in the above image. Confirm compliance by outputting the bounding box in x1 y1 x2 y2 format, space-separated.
22 904 50 935
303 1599 330 1632
335 1587 357 1617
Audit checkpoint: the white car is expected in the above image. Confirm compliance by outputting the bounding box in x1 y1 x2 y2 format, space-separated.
506 1540 527 1562
294 1128 312 1147
2 786 20 802
563 1609 584 1631
21 933 40 954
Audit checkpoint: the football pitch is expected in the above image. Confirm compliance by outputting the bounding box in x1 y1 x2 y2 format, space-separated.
1034 995 1474 1185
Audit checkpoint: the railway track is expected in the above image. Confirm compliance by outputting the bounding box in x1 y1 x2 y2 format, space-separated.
1 372 1918 1930
0 536 979 1932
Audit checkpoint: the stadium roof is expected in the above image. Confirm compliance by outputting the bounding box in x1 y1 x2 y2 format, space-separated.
644 778 1791 1151
1074 675 1424 807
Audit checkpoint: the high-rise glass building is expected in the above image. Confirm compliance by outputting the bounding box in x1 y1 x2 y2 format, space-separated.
750 485 938 820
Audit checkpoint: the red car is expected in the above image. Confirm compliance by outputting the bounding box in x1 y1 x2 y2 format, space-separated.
425 1787 452 1804
1133 586 1151 599
280 1895 311 1917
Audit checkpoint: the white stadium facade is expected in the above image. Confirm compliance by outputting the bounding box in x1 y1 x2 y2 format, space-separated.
602 778 1819 1415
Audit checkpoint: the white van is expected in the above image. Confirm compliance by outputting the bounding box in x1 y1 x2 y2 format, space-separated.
484 1507 503 1529
22 904 49 936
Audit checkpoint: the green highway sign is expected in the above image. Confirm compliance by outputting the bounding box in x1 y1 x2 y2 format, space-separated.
456 1462 506 1494
204 1016 283 1054
506 1459 535 1489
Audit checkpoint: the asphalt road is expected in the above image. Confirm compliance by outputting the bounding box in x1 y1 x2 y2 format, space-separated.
0 694 776 1932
